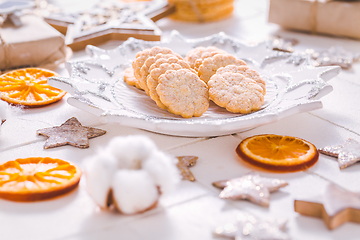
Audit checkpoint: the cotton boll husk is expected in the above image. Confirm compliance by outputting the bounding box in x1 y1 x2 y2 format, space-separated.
111 169 159 215
84 152 117 208
142 151 180 195
107 135 158 170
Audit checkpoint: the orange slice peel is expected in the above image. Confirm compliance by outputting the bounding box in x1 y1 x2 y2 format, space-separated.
236 134 319 172
0 68 66 106
0 157 81 201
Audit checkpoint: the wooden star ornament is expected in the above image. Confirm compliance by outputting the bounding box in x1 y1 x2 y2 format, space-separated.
213 212 290 240
319 138 360 169
295 183 360 230
212 173 288 207
37 117 106 149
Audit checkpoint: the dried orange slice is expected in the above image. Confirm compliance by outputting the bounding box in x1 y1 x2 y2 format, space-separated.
0 157 81 201
0 68 66 106
236 134 319 172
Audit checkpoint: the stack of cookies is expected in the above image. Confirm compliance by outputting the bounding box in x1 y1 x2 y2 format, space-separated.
186 46 266 114
125 46 266 118
125 46 209 118
168 0 234 22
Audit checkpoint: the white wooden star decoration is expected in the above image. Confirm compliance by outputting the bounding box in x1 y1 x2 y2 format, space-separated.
212 173 288 207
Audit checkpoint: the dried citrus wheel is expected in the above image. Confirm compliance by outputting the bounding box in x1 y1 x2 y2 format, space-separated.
0 157 81 201
0 68 66 106
236 134 319 172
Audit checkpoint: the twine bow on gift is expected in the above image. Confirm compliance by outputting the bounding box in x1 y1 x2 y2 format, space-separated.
310 0 318 34
310 0 360 34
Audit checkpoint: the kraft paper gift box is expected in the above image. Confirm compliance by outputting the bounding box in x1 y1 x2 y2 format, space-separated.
0 15 69 71
268 0 360 39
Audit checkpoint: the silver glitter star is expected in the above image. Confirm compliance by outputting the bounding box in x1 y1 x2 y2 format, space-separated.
308 45 359 69
212 173 288 207
213 212 290 240
269 35 299 53
319 138 360 169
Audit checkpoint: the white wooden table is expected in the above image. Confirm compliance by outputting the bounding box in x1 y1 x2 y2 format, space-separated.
1 1 360 239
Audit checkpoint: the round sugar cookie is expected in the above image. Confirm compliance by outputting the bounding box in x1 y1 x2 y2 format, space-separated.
123 67 142 89
208 71 264 114
147 63 185 109
148 58 194 109
132 47 175 89
185 46 226 70
157 69 209 118
198 54 246 83
139 53 183 93
148 56 192 74
216 65 266 94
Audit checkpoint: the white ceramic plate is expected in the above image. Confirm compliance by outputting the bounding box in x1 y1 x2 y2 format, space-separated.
49 31 341 137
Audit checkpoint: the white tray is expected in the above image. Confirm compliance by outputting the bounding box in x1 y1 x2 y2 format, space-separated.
49 31 340 137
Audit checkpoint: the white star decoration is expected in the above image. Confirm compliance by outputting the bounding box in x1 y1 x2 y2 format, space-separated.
319 138 360 169
295 183 360 229
213 212 290 240
212 173 288 207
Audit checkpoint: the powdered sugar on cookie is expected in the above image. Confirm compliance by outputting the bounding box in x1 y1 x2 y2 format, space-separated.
216 65 266 94
157 69 209 118
132 47 175 90
148 62 185 109
208 71 264 114
123 67 140 89
185 46 226 71
125 46 266 117
140 53 183 93
198 53 247 83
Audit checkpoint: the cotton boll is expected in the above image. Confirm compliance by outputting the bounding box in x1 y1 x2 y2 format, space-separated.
84 152 117 208
85 135 178 214
124 135 158 160
0 101 7 122
143 151 180 195
111 169 159 215
106 136 141 169
107 135 158 169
